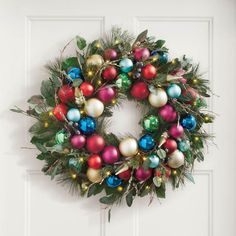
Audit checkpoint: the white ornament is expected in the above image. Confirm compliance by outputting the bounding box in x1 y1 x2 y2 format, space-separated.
167 150 184 168
84 98 104 118
148 88 168 108
119 138 138 157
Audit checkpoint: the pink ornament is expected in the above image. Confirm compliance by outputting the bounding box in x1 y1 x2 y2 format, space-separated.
173 69 185 76
168 124 184 138
97 86 116 103
135 167 152 181
104 49 117 61
179 78 187 84
133 48 150 61
102 146 120 164
70 134 86 149
159 104 177 122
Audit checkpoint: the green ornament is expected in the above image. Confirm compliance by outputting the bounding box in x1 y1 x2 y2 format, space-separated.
143 115 159 132
115 73 131 90
178 140 190 152
55 130 68 144
68 158 81 171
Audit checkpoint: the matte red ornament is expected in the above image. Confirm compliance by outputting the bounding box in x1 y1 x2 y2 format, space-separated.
70 134 86 149
135 167 152 181
80 82 94 97
87 154 102 169
141 64 157 80
102 66 118 81
182 87 198 104
133 47 150 61
168 124 184 138
58 85 75 103
86 134 105 153
159 104 177 122
97 86 116 103
103 49 118 61
130 81 150 100
163 138 177 153
102 146 120 164
53 104 68 121
118 169 131 180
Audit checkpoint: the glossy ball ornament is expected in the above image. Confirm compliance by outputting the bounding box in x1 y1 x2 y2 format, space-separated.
130 81 150 100
70 134 86 149
167 84 182 98
84 98 104 118
119 58 133 73
67 67 81 80
116 73 131 90
86 134 105 153
106 176 122 188
158 104 177 122
141 64 157 80
87 168 103 183
180 115 197 131
55 130 68 144
148 154 160 168
168 124 184 138
167 150 185 168
86 54 104 67
80 82 94 97
163 138 177 153
148 88 168 108
104 48 118 61
66 108 80 122
143 115 159 132
78 116 96 135
159 53 168 63
97 86 116 103
178 140 190 152
102 146 120 164
102 66 118 81
87 154 102 169
58 85 75 103
53 104 68 121
133 47 150 61
135 167 152 181
119 138 138 157
138 134 156 152
118 169 131 180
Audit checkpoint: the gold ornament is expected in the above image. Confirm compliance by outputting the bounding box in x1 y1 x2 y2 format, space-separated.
167 150 184 168
148 88 168 108
87 168 103 183
119 137 138 157
86 54 104 67
84 98 104 118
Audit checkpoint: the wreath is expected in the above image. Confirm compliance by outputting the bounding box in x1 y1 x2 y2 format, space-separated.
12 28 214 210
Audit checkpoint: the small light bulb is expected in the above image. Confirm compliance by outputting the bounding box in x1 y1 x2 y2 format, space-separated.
111 99 116 105
142 156 147 161
117 186 123 192
194 136 200 142
171 59 176 64
71 173 77 179
97 80 102 85
172 170 177 175
106 171 111 176
115 39 120 44
83 186 88 191
95 43 101 48
48 111 53 117
80 109 85 115
87 71 93 77
145 185 150 190
79 157 84 163
44 122 49 128
193 79 198 84
152 57 158 62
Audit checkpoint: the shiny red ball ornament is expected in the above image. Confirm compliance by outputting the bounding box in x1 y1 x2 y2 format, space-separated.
135 167 152 181
87 154 102 169
104 49 118 61
58 85 75 103
118 169 131 180
182 87 198 104
163 139 177 153
102 66 118 81
168 124 184 139
70 134 86 149
86 134 105 153
130 81 150 100
53 104 68 121
133 47 150 61
141 64 157 80
80 82 94 97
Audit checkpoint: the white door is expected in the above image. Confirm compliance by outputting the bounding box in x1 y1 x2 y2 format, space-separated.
1 0 235 235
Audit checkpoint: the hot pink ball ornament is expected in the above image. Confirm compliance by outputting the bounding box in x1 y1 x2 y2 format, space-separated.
133 47 150 61
135 167 152 181
102 146 120 164
168 124 184 138
97 86 116 103
70 134 86 149
159 104 177 122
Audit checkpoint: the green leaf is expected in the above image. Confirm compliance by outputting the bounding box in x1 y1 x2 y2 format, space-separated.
156 149 166 159
153 176 162 187
87 183 103 197
72 78 83 87
99 194 116 205
183 172 195 184
35 142 47 153
76 36 87 50
10 108 23 113
51 165 59 180
133 30 148 46
108 208 112 223
40 80 54 98
36 153 46 160
62 57 79 71
155 39 166 48
51 74 62 88
27 95 44 104
126 192 134 207
155 183 166 198
28 121 42 133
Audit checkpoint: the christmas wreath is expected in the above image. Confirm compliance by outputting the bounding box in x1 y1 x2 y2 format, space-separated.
12 28 214 209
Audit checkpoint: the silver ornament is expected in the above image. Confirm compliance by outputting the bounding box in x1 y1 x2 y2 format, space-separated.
167 150 184 168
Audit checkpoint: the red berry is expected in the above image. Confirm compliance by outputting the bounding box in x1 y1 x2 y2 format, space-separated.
118 169 131 180
58 85 75 103
163 139 177 153
53 104 68 121
80 82 94 97
130 81 150 100
102 66 118 80
141 64 157 80
87 154 102 169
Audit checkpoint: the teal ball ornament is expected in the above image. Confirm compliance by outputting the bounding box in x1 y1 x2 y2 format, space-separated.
66 108 81 122
148 154 160 168
178 140 190 152
180 115 197 131
106 176 122 188
119 58 133 73
167 84 181 98
138 134 156 152
159 53 168 63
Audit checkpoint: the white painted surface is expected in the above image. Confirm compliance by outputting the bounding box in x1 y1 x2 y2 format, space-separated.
0 0 236 235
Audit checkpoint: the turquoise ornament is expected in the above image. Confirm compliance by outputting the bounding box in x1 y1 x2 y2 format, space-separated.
159 53 168 63
180 115 197 131
119 58 133 73
78 116 96 135
106 175 122 188
138 134 156 152
68 158 81 171
66 108 81 122
68 67 81 80
167 84 181 98
178 140 190 152
148 154 160 168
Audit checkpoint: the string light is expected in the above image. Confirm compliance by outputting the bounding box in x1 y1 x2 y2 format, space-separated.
204 115 210 122
95 42 101 48
79 157 84 163
83 185 88 191
111 99 116 105
44 122 49 128
80 109 85 115
71 173 77 179
171 59 176 64
145 185 150 190
172 170 177 175
192 79 198 84
87 71 93 77
105 171 111 176
194 136 200 142
115 39 120 45
152 56 158 62
117 186 123 192
142 156 147 161
97 80 102 85
48 111 53 117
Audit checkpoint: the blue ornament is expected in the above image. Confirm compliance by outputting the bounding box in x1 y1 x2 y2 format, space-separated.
178 140 190 152
68 67 81 80
66 108 81 122
119 58 133 73
138 134 156 152
78 116 96 135
159 53 168 63
180 115 197 131
167 84 182 98
148 154 160 168
106 176 122 188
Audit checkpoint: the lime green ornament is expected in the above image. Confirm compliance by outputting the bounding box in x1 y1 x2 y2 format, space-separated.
143 115 159 132
55 130 68 144
115 73 131 90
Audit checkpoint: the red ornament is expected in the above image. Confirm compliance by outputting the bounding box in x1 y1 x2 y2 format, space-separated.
87 154 102 169
130 81 150 100
182 87 198 104
86 134 105 153
102 66 118 81
135 167 152 181
58 85 75 103
168 124 184 138
80 82 94 97
104 49 118 61
133 47 150 61
163 139 177 153
118 169 131 180
53 104 68 121
141 64 157 80
159 104 177 122
102 146 120 164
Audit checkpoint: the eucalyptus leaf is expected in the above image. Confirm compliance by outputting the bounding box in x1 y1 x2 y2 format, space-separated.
183 172 195 184
35 142 47 153
99 194 116 205
126 192 133 207
155 39 165 48
156 149 166 159
76 35 87 50
133 29 148 46
62 57 79 71
155 183 166 198
27 95 44 104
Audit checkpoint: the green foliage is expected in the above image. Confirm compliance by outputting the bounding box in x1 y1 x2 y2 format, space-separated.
76 35 87 50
